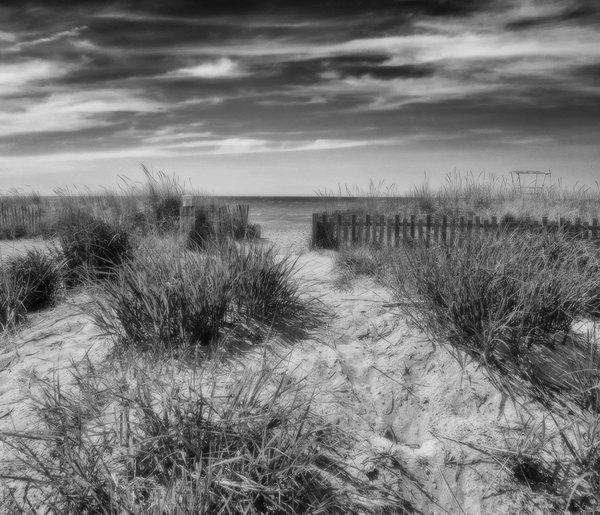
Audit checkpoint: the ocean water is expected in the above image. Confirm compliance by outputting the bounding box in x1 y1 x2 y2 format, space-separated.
218 197 334 228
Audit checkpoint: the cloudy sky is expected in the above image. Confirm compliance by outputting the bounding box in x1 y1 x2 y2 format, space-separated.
1 0 599 195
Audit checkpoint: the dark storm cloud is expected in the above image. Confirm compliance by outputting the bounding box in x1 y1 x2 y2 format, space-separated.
6 0 489 17
273 55 435 84
0 0 599 170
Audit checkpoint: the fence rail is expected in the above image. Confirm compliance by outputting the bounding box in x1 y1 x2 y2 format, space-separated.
312 213 600 248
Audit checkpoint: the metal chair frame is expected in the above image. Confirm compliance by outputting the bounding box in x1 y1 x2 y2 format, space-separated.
510 170 551 196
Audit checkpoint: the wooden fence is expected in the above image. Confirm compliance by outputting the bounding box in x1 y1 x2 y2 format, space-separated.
311 213 600 248
0 205 84 238
0 205 45 236
180 202 258 240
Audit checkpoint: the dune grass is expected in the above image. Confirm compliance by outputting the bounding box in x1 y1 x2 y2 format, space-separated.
317 171 600 223
90 238 321 355
0 349 410 514
0 248 64 331
326 172 600 510
331 227 600 511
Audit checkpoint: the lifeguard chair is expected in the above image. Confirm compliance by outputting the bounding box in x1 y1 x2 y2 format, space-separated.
510 170 551 196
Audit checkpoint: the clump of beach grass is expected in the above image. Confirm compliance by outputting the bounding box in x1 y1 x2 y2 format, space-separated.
55 215 133 286
90 238 321 354
385 229 600 510
0 353 407 514
0 248 64 331
317 171 600 223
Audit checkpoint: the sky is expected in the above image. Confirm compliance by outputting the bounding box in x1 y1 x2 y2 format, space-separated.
0 0 599 195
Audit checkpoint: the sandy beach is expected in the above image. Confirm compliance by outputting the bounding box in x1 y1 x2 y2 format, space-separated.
260 222 310 254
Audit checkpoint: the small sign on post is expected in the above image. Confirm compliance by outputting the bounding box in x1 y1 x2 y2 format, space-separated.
182 195 194 207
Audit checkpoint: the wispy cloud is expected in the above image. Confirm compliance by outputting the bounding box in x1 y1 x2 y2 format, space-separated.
0 89 164 136
0 136 391 161
11 26 87 50
166 58 247 78
0 60 70 96
0 30 16 42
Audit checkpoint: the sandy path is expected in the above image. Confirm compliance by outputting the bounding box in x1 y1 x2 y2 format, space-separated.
269 251 551 514
0 245 552 513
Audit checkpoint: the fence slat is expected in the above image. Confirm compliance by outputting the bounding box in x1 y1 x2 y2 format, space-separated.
441 215 447 244
426 214 432 246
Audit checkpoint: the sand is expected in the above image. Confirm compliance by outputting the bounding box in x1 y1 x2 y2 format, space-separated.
259 222 310 255
0 239 561 513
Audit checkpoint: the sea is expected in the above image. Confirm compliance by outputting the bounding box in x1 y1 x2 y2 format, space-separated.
217 196 346 228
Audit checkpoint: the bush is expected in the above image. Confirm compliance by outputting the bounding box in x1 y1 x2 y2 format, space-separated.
56 216 133 285
391 231 596 361
92 248 234 351
0 270 26 331
4 248 63 311
0 359 399 514
223 241 314 326
0 248 63 330
0 224 28 240
92 240 320 353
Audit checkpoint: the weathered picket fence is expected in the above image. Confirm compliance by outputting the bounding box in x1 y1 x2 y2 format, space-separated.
0 204 87 238
180 197 258 240
0 205 45 235
312 213 600 248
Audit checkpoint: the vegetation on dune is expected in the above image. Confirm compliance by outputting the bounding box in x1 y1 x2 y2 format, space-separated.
4 170 600 512
0 355 409 514
91 239 320 354
323 173 600 511
331 225 600 511
0 248 63 331
317 171 600 222
55 215 133 286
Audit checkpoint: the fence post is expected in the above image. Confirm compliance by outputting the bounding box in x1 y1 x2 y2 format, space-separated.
358 217 364 244
441 215 447 245
343 215 349 247
179 197 196 240
426 214 432 246
336 213 342 248
351 214 357 243
593 218 598 240
365 215 371 244
387 217 392 247
410 215 416 243
312 213 318 248
395 215 400 248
